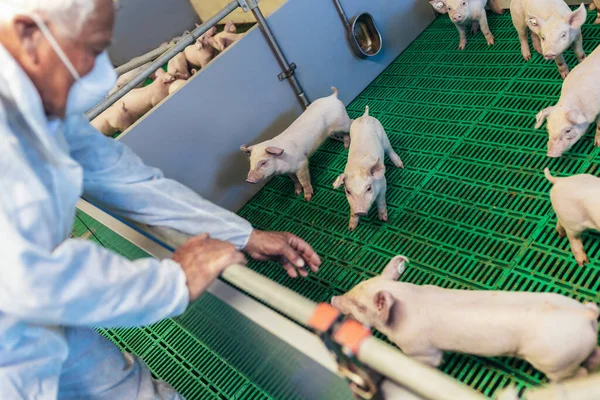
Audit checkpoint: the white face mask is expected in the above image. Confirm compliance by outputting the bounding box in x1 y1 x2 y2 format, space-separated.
30 13 117 117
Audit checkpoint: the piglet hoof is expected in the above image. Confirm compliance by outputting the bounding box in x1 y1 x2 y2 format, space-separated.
560 69 569 79
576 254 590 266
295 188 303 196
594 136 600 147
486 35 495 46
522 50 531 62
348 224 357 232
458 41 466 50
595 18 600 25
378 210 388 222
557 229 566 238
304 192 313 202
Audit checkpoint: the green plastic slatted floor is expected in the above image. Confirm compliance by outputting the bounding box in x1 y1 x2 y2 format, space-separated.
73 211 351 400
236 8 600 398
74 9 600 400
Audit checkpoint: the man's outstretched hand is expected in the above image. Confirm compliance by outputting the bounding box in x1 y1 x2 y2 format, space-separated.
243 230 321 278
173 234 247 302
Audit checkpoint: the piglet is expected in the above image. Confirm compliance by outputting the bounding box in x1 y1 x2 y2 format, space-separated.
333 106 403 231
241 87 352 201
210 21 244 52
430 0 496 50
429 0 503 34
184 27 217 69
91 102 137 137
534 45 600 157
332 255 600 382
118 69 176 118
167 52 190 80
108 62 157 96
544 168 600 266
511 0 586 78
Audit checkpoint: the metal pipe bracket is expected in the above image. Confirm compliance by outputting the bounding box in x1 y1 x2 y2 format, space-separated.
237 0 260 12
309 303 381 399
278 62 297 81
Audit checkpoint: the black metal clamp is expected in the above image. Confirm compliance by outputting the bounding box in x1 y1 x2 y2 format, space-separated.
309 303 382 400
277 62 297 81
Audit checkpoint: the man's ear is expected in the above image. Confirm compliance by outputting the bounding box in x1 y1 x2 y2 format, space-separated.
370 158 385 180
381 255 409 280
333 173 347 189
13 15 42 61
566 108 587 125
374 291 395 325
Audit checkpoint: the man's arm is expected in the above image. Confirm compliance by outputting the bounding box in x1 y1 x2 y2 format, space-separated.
0 207 188 327
65 115 253 249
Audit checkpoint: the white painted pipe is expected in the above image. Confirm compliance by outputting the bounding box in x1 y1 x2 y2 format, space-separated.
497 373 600 400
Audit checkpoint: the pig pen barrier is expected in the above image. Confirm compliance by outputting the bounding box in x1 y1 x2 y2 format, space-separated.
72 7 600 400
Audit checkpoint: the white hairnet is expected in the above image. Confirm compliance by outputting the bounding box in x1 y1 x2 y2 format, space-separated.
0 0 99 37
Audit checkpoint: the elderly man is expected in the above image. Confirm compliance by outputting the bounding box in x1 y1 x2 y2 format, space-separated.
0 0 321 399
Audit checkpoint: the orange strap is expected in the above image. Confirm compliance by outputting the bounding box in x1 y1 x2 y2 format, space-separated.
333 319 372 354
309 303 372 354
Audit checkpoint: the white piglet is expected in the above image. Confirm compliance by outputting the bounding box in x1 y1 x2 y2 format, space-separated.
241 87 352 201
333 106 404 231
544 168 600 266
510 0 587 78
91 102 137 137
429 0 503 35
535 46 600 157
332 255 600 382
430 0 496 50
117 69 176 119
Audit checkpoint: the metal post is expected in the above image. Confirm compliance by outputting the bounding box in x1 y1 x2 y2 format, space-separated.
86 0 240 121
248 5 310 109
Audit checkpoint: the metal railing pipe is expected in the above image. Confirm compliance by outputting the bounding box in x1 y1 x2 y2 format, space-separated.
86 0 240 121
115 43 173 76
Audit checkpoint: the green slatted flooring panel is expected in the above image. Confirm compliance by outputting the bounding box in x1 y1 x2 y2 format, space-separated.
237 9 600 399
72 211 352 400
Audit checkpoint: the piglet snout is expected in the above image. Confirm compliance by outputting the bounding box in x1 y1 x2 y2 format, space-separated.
452 14 463 22
544 53 557 61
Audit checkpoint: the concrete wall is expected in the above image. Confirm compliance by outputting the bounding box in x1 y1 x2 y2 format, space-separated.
118 0 435 212
109 0 199 66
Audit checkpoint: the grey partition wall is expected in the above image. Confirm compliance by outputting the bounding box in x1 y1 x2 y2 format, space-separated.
119 0 435 212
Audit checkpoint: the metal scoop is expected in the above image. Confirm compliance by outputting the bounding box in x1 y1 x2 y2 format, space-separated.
332 0 382 59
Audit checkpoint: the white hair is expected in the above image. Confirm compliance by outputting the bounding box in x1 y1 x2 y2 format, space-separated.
0 0 98 37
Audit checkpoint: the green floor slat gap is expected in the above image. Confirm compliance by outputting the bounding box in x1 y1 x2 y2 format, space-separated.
71 9 600 400
236 9 600 398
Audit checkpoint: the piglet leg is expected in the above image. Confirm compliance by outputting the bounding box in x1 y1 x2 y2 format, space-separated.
289 174 303 196
479 12 494 46
297 160 314 202
595 118 600 147
567 230 589 266
455 23 467 50
572 34 586 63
377 190 388 223
556 220 567 238
555 55 569 79
349 214 360 231
530 32 542 55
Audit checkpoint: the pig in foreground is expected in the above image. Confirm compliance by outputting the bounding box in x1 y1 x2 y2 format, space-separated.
168 79 187 95
184 27 217 69
430 0 497 50
534 45 600 157
510 0 587 78
333 106 403 231
210 21 244 52
117 69 176 118
331 255 600 381
91 102 137 137
544 168 600 266
241 87 352 201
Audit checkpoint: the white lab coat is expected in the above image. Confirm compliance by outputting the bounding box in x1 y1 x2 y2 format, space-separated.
0 44 253 399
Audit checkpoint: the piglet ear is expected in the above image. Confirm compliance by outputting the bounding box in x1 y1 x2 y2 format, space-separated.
566 108 587 125
333 173 347 189
568 4 587 29
429 0 447 14
240 144 253 154
374 291 395 325
163 73 176 84
370 157 385 179
381 255 408 280
526 13 543 33
196 39 203 50
226 21 237 33
265 146 284 156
